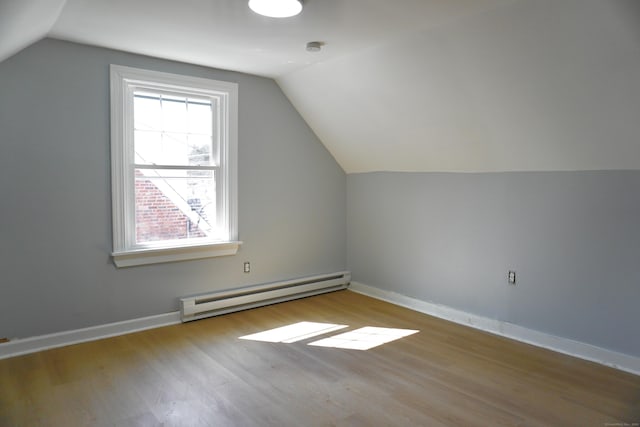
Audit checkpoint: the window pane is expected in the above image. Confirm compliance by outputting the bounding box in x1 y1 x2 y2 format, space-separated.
134 132 214 166
187 100 213 135
187 134 213 166
134 92 214 167
134 130 161 164
134 93 162 131
135 168 220 244
161 95 187 133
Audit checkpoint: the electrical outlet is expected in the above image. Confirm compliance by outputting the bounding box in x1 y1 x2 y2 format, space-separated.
243 262 250 273
508 270 516 285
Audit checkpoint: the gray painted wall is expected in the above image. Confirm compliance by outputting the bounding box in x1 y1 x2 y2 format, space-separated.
347 171 640 357
0 39 346 339
1 38 637 363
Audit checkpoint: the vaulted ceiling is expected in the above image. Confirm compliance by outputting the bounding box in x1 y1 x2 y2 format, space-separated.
2 0 639 173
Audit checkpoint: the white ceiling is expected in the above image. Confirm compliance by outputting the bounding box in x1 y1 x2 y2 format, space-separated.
0 0 66 62
280 0 640 172
48 0 516 78
2 0 640 173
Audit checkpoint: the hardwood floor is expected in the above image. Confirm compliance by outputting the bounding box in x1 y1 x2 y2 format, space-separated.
1 290 638 426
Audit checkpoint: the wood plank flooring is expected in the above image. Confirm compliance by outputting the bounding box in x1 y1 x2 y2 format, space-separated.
1 290 639 426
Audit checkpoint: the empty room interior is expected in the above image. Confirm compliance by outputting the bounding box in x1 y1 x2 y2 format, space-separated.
1 0 639 425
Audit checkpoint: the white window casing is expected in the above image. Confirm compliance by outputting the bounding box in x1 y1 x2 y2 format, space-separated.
110 65 240 267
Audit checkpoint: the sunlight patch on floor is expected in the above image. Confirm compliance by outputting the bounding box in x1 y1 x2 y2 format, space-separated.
240 322 419 350
239 321 348 343
308 327 419 350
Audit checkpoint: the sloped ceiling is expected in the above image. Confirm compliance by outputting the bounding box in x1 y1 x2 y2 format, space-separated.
280 0 640 172
1 0 639 173
0 0 66 63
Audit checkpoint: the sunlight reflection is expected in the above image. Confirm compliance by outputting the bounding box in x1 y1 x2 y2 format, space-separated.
239 321 348 343
308 327 419 350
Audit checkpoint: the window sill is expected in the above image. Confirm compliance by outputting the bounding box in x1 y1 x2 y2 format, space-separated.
112 241 242 268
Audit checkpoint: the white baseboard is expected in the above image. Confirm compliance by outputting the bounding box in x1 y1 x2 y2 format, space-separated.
4 285 639 377
349 281 640 377
0 311 181 360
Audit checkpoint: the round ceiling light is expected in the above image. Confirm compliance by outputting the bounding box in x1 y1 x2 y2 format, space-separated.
248 0 302 18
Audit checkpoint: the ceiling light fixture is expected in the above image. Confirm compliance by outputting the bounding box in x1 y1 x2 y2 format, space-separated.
248 0 302 18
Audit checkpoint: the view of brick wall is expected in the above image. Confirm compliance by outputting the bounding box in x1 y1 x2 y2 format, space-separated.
135 175 206 243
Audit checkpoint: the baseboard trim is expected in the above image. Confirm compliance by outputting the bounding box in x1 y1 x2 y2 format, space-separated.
3 286 638 376
0 311 181 360
349 281 640 377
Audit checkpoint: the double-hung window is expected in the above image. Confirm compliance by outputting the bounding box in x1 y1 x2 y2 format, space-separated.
110 65 239 267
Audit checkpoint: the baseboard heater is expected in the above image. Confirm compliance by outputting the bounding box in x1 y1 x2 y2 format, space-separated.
180 271 351 322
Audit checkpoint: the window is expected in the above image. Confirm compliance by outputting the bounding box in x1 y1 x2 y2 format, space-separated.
110 65 239 267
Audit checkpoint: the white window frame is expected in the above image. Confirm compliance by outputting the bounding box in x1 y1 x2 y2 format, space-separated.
110 65 240 267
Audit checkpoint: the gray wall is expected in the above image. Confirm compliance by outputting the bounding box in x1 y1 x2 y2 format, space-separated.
0 39 346 339
2 38 637 363
347 171 640 358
